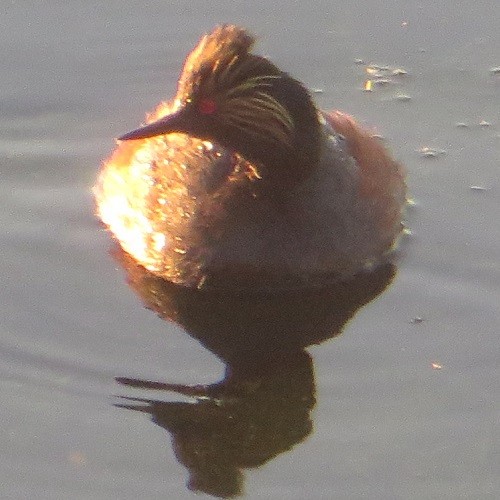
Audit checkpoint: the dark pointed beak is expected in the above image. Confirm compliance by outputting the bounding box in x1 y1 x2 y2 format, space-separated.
118 109 189 141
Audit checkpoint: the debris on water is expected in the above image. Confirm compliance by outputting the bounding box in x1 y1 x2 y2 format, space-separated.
371 133 386 140
416 147 447 158
68 451 87 465
455 120 494 129
310 88 324 94
406 197 417 207
366 64 387 77
410 316 424 324
431 362 443 370
402 226 412 236
373 78 392 86
489 66 500 74
354 58 365 65
366 64 408 78
470 185 489 191
394 93 412 102
419 148 438 158
361 64 409 95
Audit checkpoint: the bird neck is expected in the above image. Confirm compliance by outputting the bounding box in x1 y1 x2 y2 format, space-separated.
243 74 323 190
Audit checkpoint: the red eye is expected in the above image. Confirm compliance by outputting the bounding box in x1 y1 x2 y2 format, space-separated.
198 98 217 115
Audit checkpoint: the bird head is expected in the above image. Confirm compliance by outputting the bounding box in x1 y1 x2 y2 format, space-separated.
119 26 322 184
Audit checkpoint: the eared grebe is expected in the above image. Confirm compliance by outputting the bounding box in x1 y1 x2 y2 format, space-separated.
95 25 406 289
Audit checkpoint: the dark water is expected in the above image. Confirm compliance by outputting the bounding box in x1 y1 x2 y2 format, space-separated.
2 1 499 498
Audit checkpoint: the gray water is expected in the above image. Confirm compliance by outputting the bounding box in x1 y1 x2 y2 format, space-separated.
1 1 499 498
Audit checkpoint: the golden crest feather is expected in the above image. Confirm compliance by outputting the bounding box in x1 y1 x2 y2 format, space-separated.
178 25 255 98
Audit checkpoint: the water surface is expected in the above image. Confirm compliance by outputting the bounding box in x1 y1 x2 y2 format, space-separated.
1 1 499 498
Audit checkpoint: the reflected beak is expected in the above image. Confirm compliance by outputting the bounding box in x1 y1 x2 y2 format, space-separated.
118 109 189 141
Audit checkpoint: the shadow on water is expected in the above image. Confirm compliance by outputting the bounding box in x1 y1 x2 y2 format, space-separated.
113 248 396 497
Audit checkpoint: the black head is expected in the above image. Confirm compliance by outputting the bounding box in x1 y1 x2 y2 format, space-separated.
120 25 322 185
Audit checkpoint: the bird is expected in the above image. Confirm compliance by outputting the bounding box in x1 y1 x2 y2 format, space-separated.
94 25 406 290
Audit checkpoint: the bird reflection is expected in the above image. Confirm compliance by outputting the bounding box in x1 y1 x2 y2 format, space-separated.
117 349 314 498
113 247 396 497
